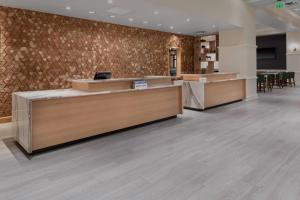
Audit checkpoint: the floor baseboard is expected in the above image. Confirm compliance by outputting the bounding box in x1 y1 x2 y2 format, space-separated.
0 116 12 124
0 122 13 139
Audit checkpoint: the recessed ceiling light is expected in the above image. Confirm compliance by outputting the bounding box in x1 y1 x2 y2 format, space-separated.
110 15 116 18
157 24 162 27
186 18 191 22
212 24 216 28
107 0 113 4
170 26 174 30
143 21 149 24
128 18 133 22
89 11 96 14
154 11 159 15
65 6 71 10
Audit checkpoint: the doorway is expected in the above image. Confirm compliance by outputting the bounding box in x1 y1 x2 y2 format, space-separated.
169 48 182 76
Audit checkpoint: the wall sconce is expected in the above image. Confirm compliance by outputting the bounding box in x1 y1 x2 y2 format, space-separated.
291 43 299 52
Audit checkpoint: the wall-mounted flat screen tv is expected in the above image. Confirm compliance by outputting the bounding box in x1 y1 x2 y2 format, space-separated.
257 48 277 60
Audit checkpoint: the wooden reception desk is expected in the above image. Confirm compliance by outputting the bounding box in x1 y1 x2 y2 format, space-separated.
13 76 182 153
182 73 246 110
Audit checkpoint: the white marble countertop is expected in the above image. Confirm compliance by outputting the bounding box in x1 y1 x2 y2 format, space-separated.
13 85 180 101
200 72 237 76
205 78 246 83
184 78 246 84
71 76 171 83
182 72 238 77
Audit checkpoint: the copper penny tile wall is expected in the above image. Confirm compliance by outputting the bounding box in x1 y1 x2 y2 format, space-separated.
0 6 195 117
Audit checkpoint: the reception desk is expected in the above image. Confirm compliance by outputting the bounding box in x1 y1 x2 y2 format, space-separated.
182 73 246 110
13 76 182 153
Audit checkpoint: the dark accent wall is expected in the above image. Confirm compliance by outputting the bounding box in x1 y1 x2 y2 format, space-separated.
0 6 195 117
256 34 286 70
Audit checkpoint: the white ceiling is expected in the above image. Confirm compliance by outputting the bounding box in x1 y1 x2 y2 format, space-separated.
245 0 300 34
0 0 236 36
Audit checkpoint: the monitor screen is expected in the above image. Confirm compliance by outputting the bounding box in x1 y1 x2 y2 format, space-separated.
94 72 112 80
257 48 277 60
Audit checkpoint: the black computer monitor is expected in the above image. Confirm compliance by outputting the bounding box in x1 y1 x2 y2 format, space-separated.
94 71 112 80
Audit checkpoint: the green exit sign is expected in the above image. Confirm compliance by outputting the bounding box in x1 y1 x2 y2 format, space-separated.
275 1 285 9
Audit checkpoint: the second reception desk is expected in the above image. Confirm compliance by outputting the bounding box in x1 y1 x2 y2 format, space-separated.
13 76 182 153
182 73 246 110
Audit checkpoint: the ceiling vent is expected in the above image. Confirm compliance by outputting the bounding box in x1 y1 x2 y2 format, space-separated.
195 31 207 36
285 0 299 7
107 7 131 15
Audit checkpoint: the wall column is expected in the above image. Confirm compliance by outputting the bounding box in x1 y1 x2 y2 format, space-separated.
287 32 300 82
219 26 257 100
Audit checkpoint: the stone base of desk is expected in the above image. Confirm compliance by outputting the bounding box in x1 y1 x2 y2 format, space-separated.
183 79 246 110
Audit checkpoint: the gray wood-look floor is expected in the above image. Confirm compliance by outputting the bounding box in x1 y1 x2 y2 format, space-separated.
1 87 300 200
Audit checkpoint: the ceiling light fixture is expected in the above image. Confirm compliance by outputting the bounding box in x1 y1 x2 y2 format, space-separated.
65 6 71 10
157 24 162 27
143 21 149 24
212 24 216 28
186 18 191 22
170 26 174 30
128 18 134 22
107 0 113 4
89 11 96 14
110 15 116 18
154 11 159 15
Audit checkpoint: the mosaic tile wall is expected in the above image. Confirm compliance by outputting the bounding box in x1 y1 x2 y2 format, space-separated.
0 6 195 117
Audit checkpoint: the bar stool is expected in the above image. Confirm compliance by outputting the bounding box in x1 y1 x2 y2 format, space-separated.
257 75 266 93
282 72 289 87
276 72 286 88
287 72 296 87
267 74 275 92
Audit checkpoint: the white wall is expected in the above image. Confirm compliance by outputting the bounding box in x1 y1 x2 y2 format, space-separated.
287 32 300 82
0 123 13 139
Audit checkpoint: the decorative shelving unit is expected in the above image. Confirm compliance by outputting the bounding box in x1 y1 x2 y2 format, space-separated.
194 34 219 74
